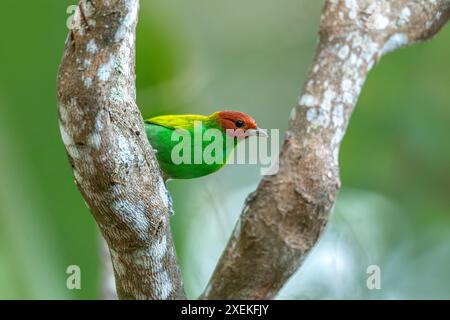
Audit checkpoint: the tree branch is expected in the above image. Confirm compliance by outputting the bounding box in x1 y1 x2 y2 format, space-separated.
99 236 117 299
201 0 450 300
57 0 185 299
57 0 449 300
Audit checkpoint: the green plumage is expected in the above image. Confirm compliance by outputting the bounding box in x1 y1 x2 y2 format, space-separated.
144 113 236 179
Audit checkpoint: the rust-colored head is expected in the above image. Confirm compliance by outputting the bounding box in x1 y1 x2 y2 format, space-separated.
215 110 267 138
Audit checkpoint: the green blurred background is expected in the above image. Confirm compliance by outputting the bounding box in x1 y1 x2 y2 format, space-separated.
0 0 449 299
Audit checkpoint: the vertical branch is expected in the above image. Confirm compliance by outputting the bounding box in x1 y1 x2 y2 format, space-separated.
57 0 185 299
99 236 117 300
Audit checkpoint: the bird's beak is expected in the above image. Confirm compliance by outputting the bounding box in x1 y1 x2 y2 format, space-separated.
246 127 268 138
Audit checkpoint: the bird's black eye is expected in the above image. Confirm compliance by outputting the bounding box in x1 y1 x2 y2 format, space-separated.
235 120 245 128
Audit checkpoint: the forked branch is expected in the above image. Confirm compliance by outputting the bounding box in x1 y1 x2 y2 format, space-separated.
57 0 450 300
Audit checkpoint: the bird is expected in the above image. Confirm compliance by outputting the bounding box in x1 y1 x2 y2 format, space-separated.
144 110 267 180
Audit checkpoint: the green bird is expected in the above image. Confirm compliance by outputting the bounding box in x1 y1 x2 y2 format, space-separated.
144 110 267 180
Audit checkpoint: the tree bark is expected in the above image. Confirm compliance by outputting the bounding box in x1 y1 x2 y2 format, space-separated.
57 0 450 300
99 236 117 299
57 0 185 299
201 0 450 299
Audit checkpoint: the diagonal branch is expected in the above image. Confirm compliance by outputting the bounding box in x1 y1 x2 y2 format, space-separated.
57 0 185 299
201 0 450 300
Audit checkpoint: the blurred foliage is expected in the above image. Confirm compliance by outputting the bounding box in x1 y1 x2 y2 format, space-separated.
0 0 448 299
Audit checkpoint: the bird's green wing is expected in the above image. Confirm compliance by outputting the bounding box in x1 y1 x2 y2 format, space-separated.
144 113 228 179
144 114 210 130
